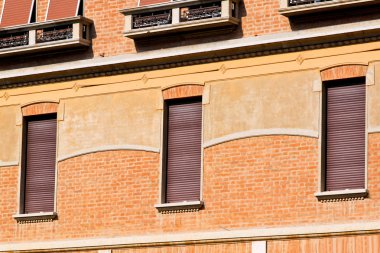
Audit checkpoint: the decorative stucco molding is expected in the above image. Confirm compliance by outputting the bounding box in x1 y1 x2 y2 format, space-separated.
1 19 380 88
203 128 319 148
0 161 19 167
58 145 160 162
1 221 380 252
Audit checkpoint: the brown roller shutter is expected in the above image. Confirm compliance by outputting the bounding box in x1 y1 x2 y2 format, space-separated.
325 78 365 191
0 0 35 27
165 98 202 203
46 0 80 20
139 0 169 7
24 114 57 214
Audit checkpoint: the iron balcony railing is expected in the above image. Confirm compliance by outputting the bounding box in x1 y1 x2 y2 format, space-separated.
36 26 73 43
180 4 222 22
289 0 333 6
130 0 225 30
0 32 29 49
133 11 172 29
0 16 92 51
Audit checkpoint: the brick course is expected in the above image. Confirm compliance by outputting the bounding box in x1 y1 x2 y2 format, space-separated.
1 135 379 243
22 102 58 116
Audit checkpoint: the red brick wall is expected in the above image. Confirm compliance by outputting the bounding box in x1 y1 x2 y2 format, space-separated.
1 135 380 242
37 0 49 22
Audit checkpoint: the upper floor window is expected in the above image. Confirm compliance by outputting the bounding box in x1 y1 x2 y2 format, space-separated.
323 77 366 192
164 97 202 203
22 114 58 214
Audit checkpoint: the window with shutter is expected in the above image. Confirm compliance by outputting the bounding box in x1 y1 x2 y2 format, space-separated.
164 97 202 203
323 77 365 192
22 114 57 214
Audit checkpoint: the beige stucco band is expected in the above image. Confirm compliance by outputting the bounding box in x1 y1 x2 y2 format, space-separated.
0 161 19 167
203 128 319 148
57 145 160 162
1 221 380 252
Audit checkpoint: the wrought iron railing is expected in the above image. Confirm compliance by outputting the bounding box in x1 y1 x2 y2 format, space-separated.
181 4 222 22
36 26 73 43
0 33 29 49
133 12 172 29
289 0 333 6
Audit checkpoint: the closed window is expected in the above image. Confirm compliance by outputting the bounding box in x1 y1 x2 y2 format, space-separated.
323 77 365 191
163 97 202 203
21 114 57 214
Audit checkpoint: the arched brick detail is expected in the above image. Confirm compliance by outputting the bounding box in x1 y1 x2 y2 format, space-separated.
163 85 203 100
321 65 367 81
22 102 58 116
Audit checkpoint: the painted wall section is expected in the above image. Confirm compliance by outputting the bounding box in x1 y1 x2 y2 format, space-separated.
368 63 380 131
58 89 161 158
204 70 320 142
0 106 19 164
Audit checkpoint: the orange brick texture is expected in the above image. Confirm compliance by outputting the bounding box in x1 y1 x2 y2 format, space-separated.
268 234 380 253
22 102 58 116
163 85 204 100
0 0 290 58
112 242 252 253
37 0 49 22
1 135 380 242
321 65 368 81
59 234 380 252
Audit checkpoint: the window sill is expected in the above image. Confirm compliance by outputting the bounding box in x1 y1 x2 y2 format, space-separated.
315 189 368 202
155 201 204 214
13 212 57 224
279 0 379 17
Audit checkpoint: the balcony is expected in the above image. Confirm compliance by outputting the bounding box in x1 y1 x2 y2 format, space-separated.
120 0 239 39
279 0 380 16
0 16 92 58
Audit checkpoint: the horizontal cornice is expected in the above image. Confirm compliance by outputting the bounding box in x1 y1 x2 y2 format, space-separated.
1 221 380 252
1 19 380 88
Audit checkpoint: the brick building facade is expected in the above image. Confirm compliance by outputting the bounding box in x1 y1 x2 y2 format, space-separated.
0 0 380 252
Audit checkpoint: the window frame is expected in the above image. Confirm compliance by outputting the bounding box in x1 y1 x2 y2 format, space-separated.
156 95 204 213
316 76 368 201
14 105 59 223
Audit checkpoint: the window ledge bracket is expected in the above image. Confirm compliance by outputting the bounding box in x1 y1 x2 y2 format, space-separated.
315 189 368 202
13 212 57 224
155 201 204 214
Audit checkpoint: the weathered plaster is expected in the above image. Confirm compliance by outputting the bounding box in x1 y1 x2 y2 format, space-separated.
58 90 161 158
0 105 19 164
203 70 320 142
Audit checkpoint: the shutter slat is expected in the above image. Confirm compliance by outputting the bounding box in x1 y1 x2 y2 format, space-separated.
166 99 202 203
325 82 365 191
24 116 57 214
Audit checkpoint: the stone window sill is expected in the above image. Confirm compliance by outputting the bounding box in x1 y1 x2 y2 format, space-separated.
13 212 57 224
315 189 368 202
279 0 379 17
155 201 204 214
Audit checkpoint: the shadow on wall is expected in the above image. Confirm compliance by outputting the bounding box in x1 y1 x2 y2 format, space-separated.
289 5 380 31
